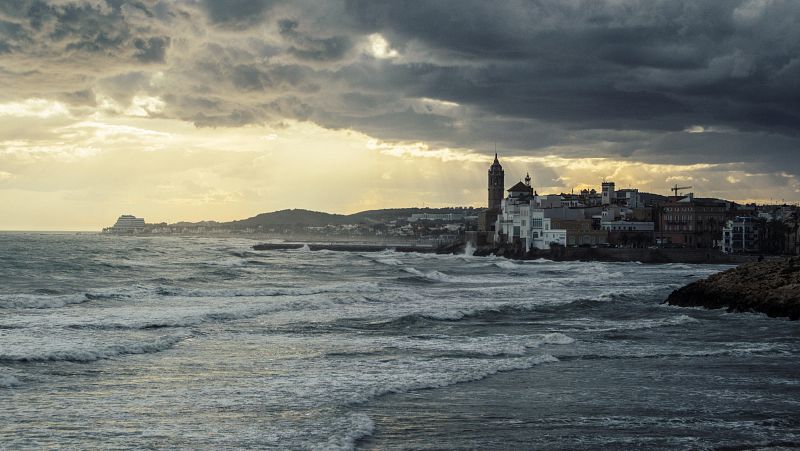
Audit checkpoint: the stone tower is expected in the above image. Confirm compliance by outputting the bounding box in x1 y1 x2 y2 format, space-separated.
488 153 504 210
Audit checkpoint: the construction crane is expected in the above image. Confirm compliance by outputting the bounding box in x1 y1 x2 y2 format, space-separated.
671 184 692 197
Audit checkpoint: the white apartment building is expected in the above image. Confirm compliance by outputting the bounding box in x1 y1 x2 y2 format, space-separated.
495 182 567 250
722 216 761 254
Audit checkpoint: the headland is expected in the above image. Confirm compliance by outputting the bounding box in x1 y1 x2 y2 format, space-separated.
665 257 800 320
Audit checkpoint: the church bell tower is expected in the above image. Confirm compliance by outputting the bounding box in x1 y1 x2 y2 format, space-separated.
488 153 504 210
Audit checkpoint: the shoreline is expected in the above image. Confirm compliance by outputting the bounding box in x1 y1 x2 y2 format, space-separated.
251 242 442 253
252 241 779 264
475 245 776 264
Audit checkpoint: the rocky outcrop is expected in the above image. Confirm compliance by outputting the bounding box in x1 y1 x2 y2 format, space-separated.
665 257 800 320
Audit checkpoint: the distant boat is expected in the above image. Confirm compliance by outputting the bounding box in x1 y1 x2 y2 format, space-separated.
102 215 146 234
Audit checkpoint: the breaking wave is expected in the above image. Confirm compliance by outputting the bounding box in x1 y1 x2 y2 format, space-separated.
155 282 382 298
0 293 90 309
0 288 144 309
401 267 456 283
347 354 559 405
0 373 21 388
312 413 374 451
0 334 187 363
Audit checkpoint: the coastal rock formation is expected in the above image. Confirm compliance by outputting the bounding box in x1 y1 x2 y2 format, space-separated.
666 257 800 320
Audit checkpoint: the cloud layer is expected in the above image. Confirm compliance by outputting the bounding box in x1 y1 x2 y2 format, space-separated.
1 0 799 227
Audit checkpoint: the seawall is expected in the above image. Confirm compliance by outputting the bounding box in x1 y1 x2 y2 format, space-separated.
252 242 441 253
475 246 770 264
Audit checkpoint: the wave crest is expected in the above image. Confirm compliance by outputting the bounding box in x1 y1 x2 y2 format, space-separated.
0 334 187 363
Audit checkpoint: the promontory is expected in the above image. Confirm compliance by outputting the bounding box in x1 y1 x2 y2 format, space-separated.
665 257 800 320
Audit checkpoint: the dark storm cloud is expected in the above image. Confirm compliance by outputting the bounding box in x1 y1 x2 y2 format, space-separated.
341 0 800 134
2 0 800 178
199 0 282 28
133 36 169 63
278 19 353 62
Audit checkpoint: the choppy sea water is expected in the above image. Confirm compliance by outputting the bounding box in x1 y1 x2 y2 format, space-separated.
1 233 798 450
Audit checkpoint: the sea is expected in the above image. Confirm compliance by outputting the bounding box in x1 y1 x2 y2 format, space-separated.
1 232 799 450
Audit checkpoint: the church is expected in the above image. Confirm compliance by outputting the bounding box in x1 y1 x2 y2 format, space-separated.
484 154 567 250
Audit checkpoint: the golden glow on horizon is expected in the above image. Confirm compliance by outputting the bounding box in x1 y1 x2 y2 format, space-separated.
0 98 798 230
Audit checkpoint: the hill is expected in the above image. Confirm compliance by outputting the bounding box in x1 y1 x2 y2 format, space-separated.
227 209 349 227
222 207 479 228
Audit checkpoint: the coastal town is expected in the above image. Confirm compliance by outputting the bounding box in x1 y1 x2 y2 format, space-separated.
474 154 800 257
104 154 800 257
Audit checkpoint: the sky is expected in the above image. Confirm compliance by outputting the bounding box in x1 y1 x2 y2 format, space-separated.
1 0 799 230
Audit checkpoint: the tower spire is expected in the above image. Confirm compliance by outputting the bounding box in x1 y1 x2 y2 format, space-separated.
487 151 504 210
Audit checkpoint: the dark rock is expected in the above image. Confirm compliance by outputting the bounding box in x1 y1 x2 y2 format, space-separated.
665 257 800 320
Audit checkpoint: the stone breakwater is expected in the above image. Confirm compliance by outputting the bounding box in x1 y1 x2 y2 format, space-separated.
665 257 800 320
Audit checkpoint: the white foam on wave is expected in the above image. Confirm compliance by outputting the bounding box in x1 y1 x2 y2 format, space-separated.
159 281 382 298
0 293 89 309
596 341 790 360
0 373 21 388
493 260 518 270
2 286 384 333
312 413 374 451
384 333 576 356
374 258 403 266
0 285 151 309
402 267 456 282
0 334 187 363
417 310 470 320
249 353 560 412
201 257 246 267
561 314 700 333
537 332 576 345
344 354 559 405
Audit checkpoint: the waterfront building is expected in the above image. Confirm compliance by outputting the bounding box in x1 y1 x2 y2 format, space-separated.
495 180 567 250
551 218 608 246
601 220 655 247
722 217 761 254
656 193 729 248
105 215 146 234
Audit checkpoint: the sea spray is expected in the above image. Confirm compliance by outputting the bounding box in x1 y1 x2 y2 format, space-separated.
463 241 476 257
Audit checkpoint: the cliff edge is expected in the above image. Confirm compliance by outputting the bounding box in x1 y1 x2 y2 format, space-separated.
665 257 800 320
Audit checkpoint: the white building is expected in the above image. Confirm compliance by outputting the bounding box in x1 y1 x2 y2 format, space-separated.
495 181 567 250
722 217 761 253
105 215 146 234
